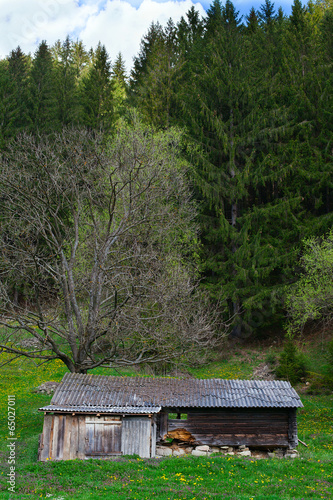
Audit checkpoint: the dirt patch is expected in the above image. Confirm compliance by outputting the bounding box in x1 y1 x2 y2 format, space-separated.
252 362 275 380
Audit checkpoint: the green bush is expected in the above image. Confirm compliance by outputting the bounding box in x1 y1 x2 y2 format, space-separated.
275 339 307 385
265 351 277 366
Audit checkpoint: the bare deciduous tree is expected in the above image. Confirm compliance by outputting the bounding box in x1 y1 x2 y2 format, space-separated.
0 120 221 373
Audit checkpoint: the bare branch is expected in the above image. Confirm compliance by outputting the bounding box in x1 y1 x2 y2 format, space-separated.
0 120 225 373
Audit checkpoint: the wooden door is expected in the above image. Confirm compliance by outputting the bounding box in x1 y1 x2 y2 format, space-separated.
85 416 122 456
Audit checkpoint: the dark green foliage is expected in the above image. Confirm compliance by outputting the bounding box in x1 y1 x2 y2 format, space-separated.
80 43 114 131
125 0 333 337
28 40 60 134
319 6 333 60
7 46 31 133
246 7 260 32
0 38 119 143
54 36 80 125
327 339 333 371
275 339 307 384
0 60 17 149
258 0 277 27
290 0 307 32
130 21 164 98
205 0 224 33
0 1 333 339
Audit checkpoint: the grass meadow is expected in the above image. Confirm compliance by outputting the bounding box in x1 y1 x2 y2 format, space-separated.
0 347 332 499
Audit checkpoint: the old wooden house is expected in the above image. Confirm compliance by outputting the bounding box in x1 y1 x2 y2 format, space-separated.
38 373 303 461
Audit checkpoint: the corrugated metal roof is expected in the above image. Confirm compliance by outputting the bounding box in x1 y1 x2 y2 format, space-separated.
38 405 161 414
40 373 303 412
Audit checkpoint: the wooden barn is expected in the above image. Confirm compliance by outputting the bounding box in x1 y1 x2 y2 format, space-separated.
38 374 303 461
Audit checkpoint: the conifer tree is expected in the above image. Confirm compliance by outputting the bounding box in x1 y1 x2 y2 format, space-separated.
130 22 164 98
80 43 114 131
7 46 31 134
205 0 224 34
72 40 91 79
111 53 128 124
54 36 80 125
28 41 60 134
258 0 277 27
246 7 260 33
0 61 16 148
290 0 307 31
130 20 183 128
180 1 265 335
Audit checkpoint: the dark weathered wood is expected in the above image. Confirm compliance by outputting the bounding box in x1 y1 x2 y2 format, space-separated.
77 415 86 459
51 415 59 460
69 415 79 460
121 417 151 457
158 412 168 440
85 416 122 456
288 409 298 448
39 405 300 461
62 415 72 461
151 416 156 458
39 414 53 462
163 408 291 448
56 415 65 460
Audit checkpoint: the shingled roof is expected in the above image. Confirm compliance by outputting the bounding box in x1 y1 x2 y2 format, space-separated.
39 373 303 413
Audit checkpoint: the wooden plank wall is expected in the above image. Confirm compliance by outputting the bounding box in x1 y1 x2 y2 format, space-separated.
121 416 152 458
166 409 291 447
39 414 154 461
39 415 83 461
288 409 298 449
85 416 122 456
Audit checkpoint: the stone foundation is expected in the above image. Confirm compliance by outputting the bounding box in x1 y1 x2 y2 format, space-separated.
155 443 299 459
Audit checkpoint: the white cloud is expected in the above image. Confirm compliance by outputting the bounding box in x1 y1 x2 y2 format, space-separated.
0 0 98 56
0 0 295 67
80 0 206 70
0 0 205 69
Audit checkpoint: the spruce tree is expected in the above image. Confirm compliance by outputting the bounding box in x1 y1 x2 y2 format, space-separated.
180 1 267 335
130 20 184 128
7 46 31 134
54 36 80 125
258 0 277 28
72 40 91 79
130 22 164 98
0 61 16 149
28 41 60 134
246 7 260 33
111 53 128 124
80 43 114 131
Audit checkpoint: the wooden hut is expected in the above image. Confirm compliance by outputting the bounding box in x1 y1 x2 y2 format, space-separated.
38 374 303 461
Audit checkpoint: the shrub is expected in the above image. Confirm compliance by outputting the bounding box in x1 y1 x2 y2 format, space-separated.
265 351 277 366
275 339 307 385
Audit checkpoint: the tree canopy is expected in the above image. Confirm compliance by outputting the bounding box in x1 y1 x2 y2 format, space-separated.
286 230 333 333
0 119 218 373
0 0 332 341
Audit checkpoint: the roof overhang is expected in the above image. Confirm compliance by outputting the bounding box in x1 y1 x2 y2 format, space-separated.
39 405 161 415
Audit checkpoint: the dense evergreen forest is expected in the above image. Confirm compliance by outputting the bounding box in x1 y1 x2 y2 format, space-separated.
0 0 332 339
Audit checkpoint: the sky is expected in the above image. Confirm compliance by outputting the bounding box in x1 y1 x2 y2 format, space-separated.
0 0 296 71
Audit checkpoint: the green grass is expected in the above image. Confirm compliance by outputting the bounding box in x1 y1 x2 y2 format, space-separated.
0 350 332 499
0 453 333 499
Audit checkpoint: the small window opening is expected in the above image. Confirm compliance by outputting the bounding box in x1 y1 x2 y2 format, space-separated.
168 413 188 420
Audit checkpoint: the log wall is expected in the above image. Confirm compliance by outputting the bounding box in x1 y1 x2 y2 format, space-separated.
162 408 296 448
